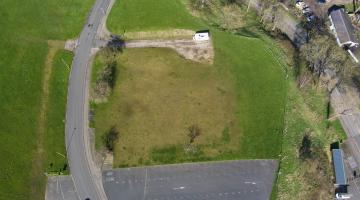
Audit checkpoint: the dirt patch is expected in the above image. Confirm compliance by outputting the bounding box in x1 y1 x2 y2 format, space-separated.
125 39 214 64
123 29 195 40
30 40 64 198
64 39 78 51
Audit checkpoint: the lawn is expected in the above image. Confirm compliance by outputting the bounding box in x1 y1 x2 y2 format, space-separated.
107 0 204 33
0 0 93 199
43 50 72 175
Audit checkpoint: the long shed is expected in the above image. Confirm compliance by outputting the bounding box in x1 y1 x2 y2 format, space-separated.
332 149 347 186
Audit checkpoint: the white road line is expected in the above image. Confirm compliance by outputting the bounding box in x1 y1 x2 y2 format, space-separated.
143 169 148 200
59 181 66 200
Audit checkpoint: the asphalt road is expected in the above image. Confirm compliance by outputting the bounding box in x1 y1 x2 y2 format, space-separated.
103 160 278 200
65 0 111 199
331 87 360 164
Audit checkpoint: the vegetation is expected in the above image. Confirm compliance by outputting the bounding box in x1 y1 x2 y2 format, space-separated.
300 35 349 79
101 0 349 199
44 50 72 175
94 0 286 166
102 127 119 152
267 38 346 199
0 0 93 199
107 0 204 33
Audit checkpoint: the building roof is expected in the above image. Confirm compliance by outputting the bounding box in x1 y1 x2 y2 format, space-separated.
329 7 358 45
332 149 347 186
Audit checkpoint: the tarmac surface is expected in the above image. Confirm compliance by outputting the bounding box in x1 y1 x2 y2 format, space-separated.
45 176 78 200
103 160 278 200
65 0 111 199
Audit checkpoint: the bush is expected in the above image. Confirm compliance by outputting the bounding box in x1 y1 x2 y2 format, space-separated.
102 127 119 151
299 134 312 159
94 61 117 100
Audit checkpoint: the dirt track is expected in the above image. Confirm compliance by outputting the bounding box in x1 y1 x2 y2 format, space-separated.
125 39 214 64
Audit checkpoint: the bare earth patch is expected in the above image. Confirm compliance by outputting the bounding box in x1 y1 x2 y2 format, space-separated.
123 29 195 40
126 39 214 64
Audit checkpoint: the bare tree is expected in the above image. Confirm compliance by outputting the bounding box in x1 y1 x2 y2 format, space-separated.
300 35 348 79
188 124 201 144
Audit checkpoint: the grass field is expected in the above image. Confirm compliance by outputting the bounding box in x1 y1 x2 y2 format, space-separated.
92 29 286 167
107 0 204 33
43 50 72 175
0 0 93 199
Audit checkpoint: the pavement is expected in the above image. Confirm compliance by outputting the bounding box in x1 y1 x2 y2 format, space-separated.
64 0 112 199
103 160 278 200
45 176 79 200
342 141 360 199
331 86 360 198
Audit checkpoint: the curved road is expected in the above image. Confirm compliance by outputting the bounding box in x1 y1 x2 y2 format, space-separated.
65 0 111 199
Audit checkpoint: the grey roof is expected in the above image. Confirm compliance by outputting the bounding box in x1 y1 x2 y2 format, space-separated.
330 8 359 45
332 149 347 186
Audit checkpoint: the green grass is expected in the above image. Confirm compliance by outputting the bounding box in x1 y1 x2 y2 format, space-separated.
43 50 72 175
212 30 286 158
92 30 286 166
329 119 347 141
107 0 204 33
0 0 93 199
273 60 345 199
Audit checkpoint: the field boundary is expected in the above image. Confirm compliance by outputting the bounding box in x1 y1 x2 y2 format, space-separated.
30 40 65 199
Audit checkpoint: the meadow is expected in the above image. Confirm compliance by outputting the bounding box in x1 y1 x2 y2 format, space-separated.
107 0 204 33
93 0 286 167
0 0 93 199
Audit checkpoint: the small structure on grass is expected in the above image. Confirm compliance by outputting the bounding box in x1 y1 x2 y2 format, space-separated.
193 30 210 41
332 148 348 196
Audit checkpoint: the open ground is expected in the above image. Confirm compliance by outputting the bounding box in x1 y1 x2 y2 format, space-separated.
92 0 286 168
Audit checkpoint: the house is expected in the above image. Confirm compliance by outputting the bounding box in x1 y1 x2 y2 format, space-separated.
332 148 348 195
329 5 359 48
193 30 210 41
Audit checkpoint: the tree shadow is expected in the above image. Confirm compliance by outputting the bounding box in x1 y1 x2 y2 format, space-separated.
106 35 125 53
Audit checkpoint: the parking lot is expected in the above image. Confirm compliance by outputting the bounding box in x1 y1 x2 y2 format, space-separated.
45 176 78 200
103 160 278 200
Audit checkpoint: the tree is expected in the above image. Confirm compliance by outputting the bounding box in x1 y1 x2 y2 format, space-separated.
300 35 348 79
188 124 201 144
102 126 119 151
299 134 312 159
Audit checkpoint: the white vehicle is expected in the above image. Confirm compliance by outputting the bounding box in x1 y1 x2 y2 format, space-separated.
193 31 210 41
295 2 305 10
336 193 351 199
302 8 311 14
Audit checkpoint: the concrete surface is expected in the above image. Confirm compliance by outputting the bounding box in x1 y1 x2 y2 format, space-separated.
45 176 78 200
103 160 278 200
331 86 360 199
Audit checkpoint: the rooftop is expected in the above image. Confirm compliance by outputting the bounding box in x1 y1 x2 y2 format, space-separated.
332 149 347 186
329 6 359 45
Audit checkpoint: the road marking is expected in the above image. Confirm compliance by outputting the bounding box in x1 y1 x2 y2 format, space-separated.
59 181 66 200
143 169 148 200
173 186 186 190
